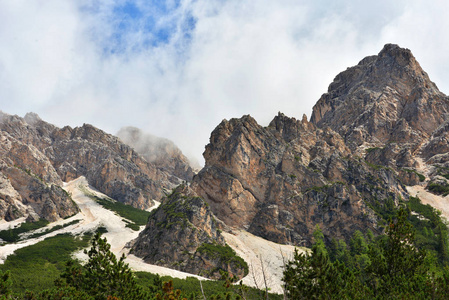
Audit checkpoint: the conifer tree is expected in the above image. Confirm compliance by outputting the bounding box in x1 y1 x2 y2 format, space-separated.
60 233 149 300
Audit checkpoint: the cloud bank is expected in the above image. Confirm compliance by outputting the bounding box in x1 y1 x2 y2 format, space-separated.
1 0 449 164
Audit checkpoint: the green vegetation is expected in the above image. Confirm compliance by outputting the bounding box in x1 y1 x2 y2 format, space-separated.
134 272 282 300
406 196 449 265
0 219 49 243
366 161 385 171
403 168 426 182
197 243 249 276
84 192 151 230
283 208 449 299
28 219 81 239
365 147 381 154
0 233 278 299
427 182 449 196
0 219 81 244
0 233 91 294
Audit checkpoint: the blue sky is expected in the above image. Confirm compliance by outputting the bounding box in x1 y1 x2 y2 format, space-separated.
1 0 449 165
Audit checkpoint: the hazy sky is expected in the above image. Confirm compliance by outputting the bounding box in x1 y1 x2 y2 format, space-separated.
1 0 449 165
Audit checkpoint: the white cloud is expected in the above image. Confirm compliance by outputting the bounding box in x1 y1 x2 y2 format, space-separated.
1 0 448 165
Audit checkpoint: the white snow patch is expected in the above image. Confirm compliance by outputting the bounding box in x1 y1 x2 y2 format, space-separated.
223 230 306 294
407 185 449 220
0 176 308 292
0 176 208 280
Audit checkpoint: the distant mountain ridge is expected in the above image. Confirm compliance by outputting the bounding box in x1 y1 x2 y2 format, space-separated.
0 112 194 221
116 126 195 182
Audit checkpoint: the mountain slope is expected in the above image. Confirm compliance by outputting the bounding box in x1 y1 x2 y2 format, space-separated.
0 112 184 221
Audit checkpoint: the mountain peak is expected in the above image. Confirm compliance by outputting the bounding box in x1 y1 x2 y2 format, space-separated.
310 44 448 149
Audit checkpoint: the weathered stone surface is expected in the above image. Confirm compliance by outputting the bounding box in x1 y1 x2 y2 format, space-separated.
308 44 449 196
132 185 247 279
46 124 173 209
0 111 192 222
310 44 449 155
191 112 407 247
116 126 195 182
0 166 78 222
0 172 27 221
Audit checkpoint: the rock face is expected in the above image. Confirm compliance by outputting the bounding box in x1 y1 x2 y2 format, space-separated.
191 44 449 247
0 121 78 222
191 113 407 246
116 126 195 182
310 44 449 155
0 112 182 221
132 185 247 279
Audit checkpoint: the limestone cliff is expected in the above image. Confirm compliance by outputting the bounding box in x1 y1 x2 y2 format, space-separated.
191 113 407 247
309 44 449 195
132 185 247 279
0 124 78 221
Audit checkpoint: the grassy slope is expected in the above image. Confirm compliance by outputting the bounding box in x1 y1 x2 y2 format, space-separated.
0 233 91 293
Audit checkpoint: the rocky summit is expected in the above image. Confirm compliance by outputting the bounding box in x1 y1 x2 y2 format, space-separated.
189 44 449 247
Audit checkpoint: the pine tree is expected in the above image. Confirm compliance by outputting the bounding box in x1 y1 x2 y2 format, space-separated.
60 233 149 300
365 208 427 298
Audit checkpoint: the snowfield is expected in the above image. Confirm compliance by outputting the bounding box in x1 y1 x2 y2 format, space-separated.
0 176 303 293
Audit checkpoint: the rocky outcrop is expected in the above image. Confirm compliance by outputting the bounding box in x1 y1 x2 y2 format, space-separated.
191 113 407 247
116 126 195 182
0 122 78 221
310 44 449 157
132 185 247 279
309 44 449 197
46 123 173 209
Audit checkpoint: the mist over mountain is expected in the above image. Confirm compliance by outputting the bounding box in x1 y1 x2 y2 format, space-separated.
116 126 196 182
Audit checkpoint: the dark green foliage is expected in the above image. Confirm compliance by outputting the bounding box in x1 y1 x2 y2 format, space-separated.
0 219 49 243
0 233 91 293
403 168 426 182
0 270 12 299
365 208 427 297
406 196 449 265
427 182 449 196
283 208 449 299
197 243 249 276
283 226 370 299
60 233 149 300
134 272 282 300
88 194 151 230
28 219 81 239
365 197 397 229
